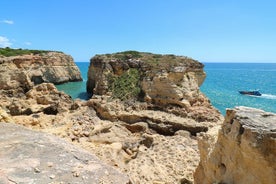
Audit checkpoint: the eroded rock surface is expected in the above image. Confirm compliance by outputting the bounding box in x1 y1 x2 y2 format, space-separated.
194 106 276 184
87 95 211 136
0 83 75 116
0 123 130 184
0 82 201 183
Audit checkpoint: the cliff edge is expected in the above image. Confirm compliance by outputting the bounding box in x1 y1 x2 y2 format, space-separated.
194 106 276 184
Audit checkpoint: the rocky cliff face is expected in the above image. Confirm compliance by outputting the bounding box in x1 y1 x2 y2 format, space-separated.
194 106 276 184
87 51 222 135
0 52 82 93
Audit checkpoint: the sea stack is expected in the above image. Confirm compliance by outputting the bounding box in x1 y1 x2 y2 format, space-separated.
87 51 222 128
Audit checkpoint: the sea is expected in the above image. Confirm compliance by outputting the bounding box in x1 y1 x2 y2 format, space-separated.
56 62 276 115
56 62 90 100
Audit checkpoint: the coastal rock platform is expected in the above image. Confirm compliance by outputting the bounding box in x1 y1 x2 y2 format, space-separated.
0 123 130 184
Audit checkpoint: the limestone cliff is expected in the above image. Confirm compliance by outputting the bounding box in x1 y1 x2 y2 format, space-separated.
0 51 82 93
87 51 222 135
194 106 276 184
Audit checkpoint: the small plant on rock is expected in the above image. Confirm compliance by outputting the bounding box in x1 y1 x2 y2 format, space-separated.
108 68 140 101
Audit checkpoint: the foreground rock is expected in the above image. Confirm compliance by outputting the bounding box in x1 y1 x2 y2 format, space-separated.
194 106 276 184
87 51 222 136
0 123 130 184
0 51 82 93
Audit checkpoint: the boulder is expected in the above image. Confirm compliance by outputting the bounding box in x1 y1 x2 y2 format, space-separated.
194 106 276 184
0 107 13 123
0 123 130 184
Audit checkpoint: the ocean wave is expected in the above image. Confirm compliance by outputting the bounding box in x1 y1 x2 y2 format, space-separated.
260 94 276 99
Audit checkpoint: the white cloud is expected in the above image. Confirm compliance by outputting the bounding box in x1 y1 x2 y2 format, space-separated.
1 20 14 24
0 36 12 47
24 42 32 46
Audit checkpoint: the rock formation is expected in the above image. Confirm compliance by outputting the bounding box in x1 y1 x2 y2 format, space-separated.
0 82 201 183
0 50 224 183
194 106 276 184
0 52 82 93
87 51 223 135
0 123 130 184
0 83 75 116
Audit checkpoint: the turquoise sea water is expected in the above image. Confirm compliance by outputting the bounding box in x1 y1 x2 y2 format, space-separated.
56 62 276 115
56 62 90 100
200 63 276 115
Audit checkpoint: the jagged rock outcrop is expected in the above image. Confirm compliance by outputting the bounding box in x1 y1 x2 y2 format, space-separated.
0 123 130 184
86 51 222 135
194 106 276 184
1 83 75 116
87 95 211 136
0 52 82 93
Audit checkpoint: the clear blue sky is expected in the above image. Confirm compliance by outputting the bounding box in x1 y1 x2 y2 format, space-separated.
1 0 276 62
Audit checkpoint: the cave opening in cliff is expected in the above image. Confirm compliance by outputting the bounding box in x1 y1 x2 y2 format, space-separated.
31 76 44 85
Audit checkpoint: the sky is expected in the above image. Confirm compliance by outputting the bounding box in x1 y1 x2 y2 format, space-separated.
1 0 276 62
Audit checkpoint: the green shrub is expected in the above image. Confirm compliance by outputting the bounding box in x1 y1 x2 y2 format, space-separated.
0 47 61 57
107 50 142 60
108 68 140 100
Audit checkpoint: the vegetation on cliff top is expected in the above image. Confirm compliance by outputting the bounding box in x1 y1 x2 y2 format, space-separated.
0 47 62 57
102 50 202 71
